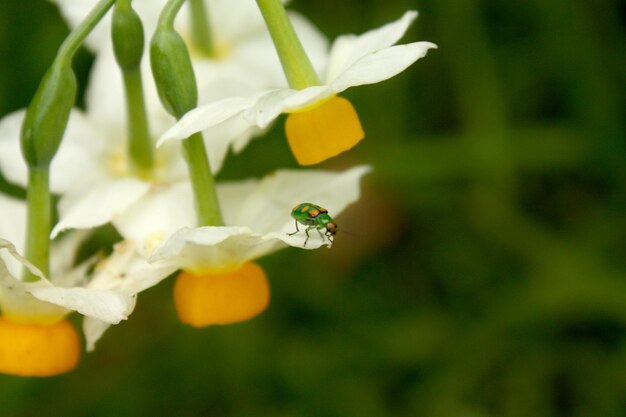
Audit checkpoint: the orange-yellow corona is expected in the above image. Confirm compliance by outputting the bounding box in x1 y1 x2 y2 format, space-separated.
285 96 364 165
0 317 80 377
174 262 270 327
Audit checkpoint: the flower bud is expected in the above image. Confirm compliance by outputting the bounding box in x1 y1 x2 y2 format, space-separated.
150 27 198 118
20 61 76 168
112 1 145 70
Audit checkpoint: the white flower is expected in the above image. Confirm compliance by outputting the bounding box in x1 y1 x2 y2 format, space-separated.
158 11 437 165
110 165 369 327
116 166 371 266
81 240 177 350
50 0 328 170
0 193 175 352
0 108 187 238
0 193 125 325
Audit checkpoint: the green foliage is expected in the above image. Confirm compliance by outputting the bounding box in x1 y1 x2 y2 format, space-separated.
0 0 624 416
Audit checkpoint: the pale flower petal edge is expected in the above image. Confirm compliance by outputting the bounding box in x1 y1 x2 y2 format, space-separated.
157 97 256 147
325 10 419 83
0 238 131 324
330 42 438 93
52 178 152 238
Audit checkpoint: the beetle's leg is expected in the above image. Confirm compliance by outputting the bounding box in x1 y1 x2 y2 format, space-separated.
316 227 325 241
287 219 300 236
304 226 315 247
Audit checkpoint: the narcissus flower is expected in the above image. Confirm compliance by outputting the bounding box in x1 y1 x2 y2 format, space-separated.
0 108 187 237
113 166 370 327
0 193 172 375
158 11 436 165
50 0 328 170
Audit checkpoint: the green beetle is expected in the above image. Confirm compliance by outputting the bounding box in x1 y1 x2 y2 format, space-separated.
288 203 337 247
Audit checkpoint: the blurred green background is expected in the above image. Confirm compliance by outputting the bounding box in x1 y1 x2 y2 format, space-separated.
1 0 625 416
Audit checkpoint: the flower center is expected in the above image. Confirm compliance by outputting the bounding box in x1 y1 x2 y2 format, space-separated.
285 96 364 165
174 262 270 327
105 141 179 183
0 317 80 376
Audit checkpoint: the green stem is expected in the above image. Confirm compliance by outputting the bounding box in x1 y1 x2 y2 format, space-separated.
158 0 186 28
23 168 51 282
21 0 115 282
182 133 223 226
154 0 224 227
57 0 117 64
189 0 216 57
255 0 321 89
122 68 154 177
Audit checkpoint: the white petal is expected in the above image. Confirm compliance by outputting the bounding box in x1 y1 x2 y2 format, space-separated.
231 11 329 88
156 97 255 147
86 37 175 139
26 285 130 324
330 42 437 93
52 177 151 238
0 109 108 194
202 117 263 174
149 226 286 272
113 182 196 257
0 194 26 277
194 60 269 100
0 238 129 323
325 10 418 83
48 0 108 51
49 231 92 287
216 179 259 225
83 317 111 352
0 110 26 189
243 86 333 128
137 166 370 269
50 0 166 52
243 89 295 128
0 238 44 280
90 241 178 294
193 61 271 172
265 229 330 250
226 165 372 235
208 0 272 43
84 41 127 138
0 239 68 320
82 240 177 350
0 239 48 318
288 12 330 82
50 111 110 193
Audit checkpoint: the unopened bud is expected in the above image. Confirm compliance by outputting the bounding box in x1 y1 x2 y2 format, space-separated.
150 27 197 119
20 61 76 168
112 1 145 70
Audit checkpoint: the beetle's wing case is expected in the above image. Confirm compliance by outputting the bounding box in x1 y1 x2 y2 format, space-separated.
307 208 321 218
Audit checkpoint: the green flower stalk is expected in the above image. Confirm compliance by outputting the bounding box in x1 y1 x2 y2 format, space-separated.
19 0 116 281
150 0 223 227
189 0 216 57
112 0 154 178
255 0 321 89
